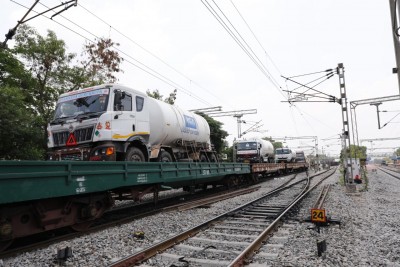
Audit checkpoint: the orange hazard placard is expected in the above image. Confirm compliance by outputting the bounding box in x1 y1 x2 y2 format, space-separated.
66 133 77 146
311 208 326 223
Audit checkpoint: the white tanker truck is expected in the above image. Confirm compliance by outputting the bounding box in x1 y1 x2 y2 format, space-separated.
47 84 216 162
233 138 275 163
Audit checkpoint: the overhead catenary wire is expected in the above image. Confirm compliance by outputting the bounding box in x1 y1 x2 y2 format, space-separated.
12 0 213 107
288 68 334 79
77 3 225 107
290 71 335 92
200 0 287 100
382 112 400 128
201 0 332 140
229 0 282 76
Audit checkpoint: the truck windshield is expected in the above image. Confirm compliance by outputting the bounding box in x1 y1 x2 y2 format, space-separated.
237 142 257 150
53 88 110 120
276 149 290 154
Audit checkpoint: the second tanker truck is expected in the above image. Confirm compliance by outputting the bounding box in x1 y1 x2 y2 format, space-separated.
47 84 216 162
233 138 275 163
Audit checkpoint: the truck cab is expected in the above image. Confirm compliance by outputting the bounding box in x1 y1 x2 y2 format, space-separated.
274 148 296 163
47 84 150 161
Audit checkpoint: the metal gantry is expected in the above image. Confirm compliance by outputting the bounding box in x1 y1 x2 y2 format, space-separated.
205 109 257 138
350 95 400 146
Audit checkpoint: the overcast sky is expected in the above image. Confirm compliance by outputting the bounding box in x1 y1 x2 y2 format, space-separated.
2 0 399 157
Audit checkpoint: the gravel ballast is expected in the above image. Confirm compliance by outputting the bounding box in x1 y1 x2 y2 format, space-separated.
2 166 400 266
268 165 400 267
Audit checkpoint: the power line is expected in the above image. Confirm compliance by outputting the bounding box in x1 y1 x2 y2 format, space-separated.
229 0 282 75
200 0 286 99
77 3 225 106
288 68 334 79
12 0 213 107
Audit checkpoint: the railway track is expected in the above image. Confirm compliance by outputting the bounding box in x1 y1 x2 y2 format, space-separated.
109 168 335 267
0 176 291 258
378 166 400 181
313 184 331 209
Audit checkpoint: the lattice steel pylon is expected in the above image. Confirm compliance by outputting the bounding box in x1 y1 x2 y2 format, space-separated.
337 63 354 184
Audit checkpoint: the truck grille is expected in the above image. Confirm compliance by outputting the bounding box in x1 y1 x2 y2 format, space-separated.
53 126 95 146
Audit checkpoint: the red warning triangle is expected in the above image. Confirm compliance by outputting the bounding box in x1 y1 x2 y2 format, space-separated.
66 133 77 146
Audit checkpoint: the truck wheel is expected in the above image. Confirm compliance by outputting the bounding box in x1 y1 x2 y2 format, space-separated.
159 151 173 162
125 147 145 162
200 154 208 162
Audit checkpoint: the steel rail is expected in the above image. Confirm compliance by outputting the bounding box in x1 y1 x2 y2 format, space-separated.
378 167 400 181
228 168 336 266
313 184 331 209
107 173 303 267
108 170 332 266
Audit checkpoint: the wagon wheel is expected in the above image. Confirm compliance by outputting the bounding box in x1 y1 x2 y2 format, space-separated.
0 240 13 252
70 221 93 232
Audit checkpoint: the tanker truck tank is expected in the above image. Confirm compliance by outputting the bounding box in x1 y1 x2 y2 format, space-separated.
147 98 211 148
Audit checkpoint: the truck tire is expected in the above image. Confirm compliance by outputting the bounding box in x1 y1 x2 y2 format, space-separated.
159 151 173 162
125 147 145 162
200 154 208 162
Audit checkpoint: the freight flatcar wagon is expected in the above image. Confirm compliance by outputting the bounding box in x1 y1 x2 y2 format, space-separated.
0 161 250 251
0 160 308 251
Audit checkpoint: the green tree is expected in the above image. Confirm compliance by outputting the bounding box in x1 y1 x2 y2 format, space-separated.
196 112 228 154
0 48 33 88
349 145 367 159
396 148 400 156
264 137 282 150
0 86 44 159
221 144 233 162
0 48 43 159
69 38 124 90
146 89 177 104
13 24 75 143
9 25 124 158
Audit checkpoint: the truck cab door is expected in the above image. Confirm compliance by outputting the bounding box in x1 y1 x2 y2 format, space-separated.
113 90 136 138
113 90 149 140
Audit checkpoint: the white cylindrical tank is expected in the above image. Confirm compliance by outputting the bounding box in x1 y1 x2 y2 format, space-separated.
247 138 274 158
147 98 211 147
257 138 274 156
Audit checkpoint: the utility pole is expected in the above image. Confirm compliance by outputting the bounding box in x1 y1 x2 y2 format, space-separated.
337 63 354 185
389 0 400 93
1 0 78 49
